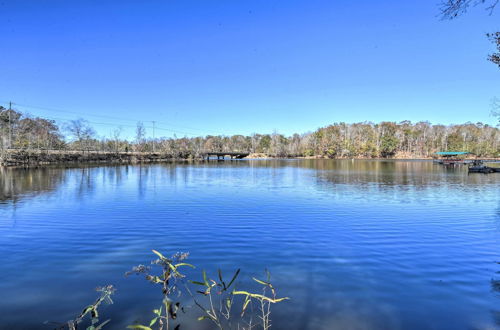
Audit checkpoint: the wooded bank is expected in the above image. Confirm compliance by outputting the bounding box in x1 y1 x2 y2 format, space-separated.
1 106 499 162
0 149 181 166
2 148 499 167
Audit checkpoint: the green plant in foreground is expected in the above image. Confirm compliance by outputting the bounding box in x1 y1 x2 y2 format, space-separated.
233 271 289 330
127 250 289 330
188 268 241 329
49 251 288 330
46 285 116 330
125 250 194 330
190 268 288 330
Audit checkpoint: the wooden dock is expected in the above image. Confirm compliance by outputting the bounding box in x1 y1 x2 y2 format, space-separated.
203 152 249 160
433 151 471 165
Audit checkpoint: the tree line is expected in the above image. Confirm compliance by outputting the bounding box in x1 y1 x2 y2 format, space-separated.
1 106 499 158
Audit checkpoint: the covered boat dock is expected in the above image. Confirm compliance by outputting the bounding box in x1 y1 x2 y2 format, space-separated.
433 151 472 165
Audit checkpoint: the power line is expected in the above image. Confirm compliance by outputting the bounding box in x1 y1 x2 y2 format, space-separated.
3 110 201 137
0 101 213 137
0 100 223 135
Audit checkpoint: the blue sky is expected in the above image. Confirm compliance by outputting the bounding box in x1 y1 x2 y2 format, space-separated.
0 0 499 139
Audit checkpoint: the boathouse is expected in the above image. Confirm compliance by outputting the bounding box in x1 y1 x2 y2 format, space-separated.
433 151 471 165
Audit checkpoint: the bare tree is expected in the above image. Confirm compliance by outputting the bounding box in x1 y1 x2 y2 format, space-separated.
440 0 499 18
112 127 123 152
65 119 96 151
441 1 499 68
135 122 146 152
487 32 500 67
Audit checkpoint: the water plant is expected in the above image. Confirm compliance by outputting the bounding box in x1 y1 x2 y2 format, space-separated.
188 268 289 330
125 250 194 330
126 250 289 330
187 268 242 329
47 251 288 330
46 285 116 330
233 271 289 330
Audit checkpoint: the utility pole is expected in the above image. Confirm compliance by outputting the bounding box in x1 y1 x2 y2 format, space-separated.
152 121 156 153
8 101 12 149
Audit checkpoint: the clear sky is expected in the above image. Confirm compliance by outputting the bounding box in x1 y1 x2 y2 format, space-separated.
1 0 499 139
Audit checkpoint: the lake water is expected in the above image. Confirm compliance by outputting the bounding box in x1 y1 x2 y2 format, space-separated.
0 159 499 330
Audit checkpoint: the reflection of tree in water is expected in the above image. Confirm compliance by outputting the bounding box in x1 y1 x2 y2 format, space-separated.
0 166 67 204
137 165 150 199
0 164 132 205
1 160 497 203
76 167 94 198
74 165 131 199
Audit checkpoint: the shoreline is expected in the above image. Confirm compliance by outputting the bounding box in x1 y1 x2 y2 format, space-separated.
1 149 498 167
0 149 190 167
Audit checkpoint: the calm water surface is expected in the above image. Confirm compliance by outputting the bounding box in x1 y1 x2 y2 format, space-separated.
0 159 499 330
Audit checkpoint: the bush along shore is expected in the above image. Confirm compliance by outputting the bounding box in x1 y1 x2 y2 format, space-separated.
45 251 288 330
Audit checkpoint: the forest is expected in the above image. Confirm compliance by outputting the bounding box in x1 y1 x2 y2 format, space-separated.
0 106 499 159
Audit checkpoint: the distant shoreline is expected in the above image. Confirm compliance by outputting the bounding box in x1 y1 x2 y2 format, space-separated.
1 149 498 167
245 153 500 161
247 153 433 160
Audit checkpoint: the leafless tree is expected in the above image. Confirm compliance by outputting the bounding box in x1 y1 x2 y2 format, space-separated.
65 119 96 151
441 1 499 67
135 122 146 152
440 0 499 18
487 32 500 67
112 127 123 152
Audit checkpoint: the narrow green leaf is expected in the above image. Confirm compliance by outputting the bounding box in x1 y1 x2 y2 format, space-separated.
252 277 268 286
202 270 209 287
149 317 158 327
175 262 195 268
127 325 153 330
189 280 206 286
151 250 165 260
233 291 289 303
81 305 93 316
167 263 179 274
218 269 223 281
241 296 251 316
226 269 240 289
272 297 290 303
154 305 163 316
94 320 111 330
